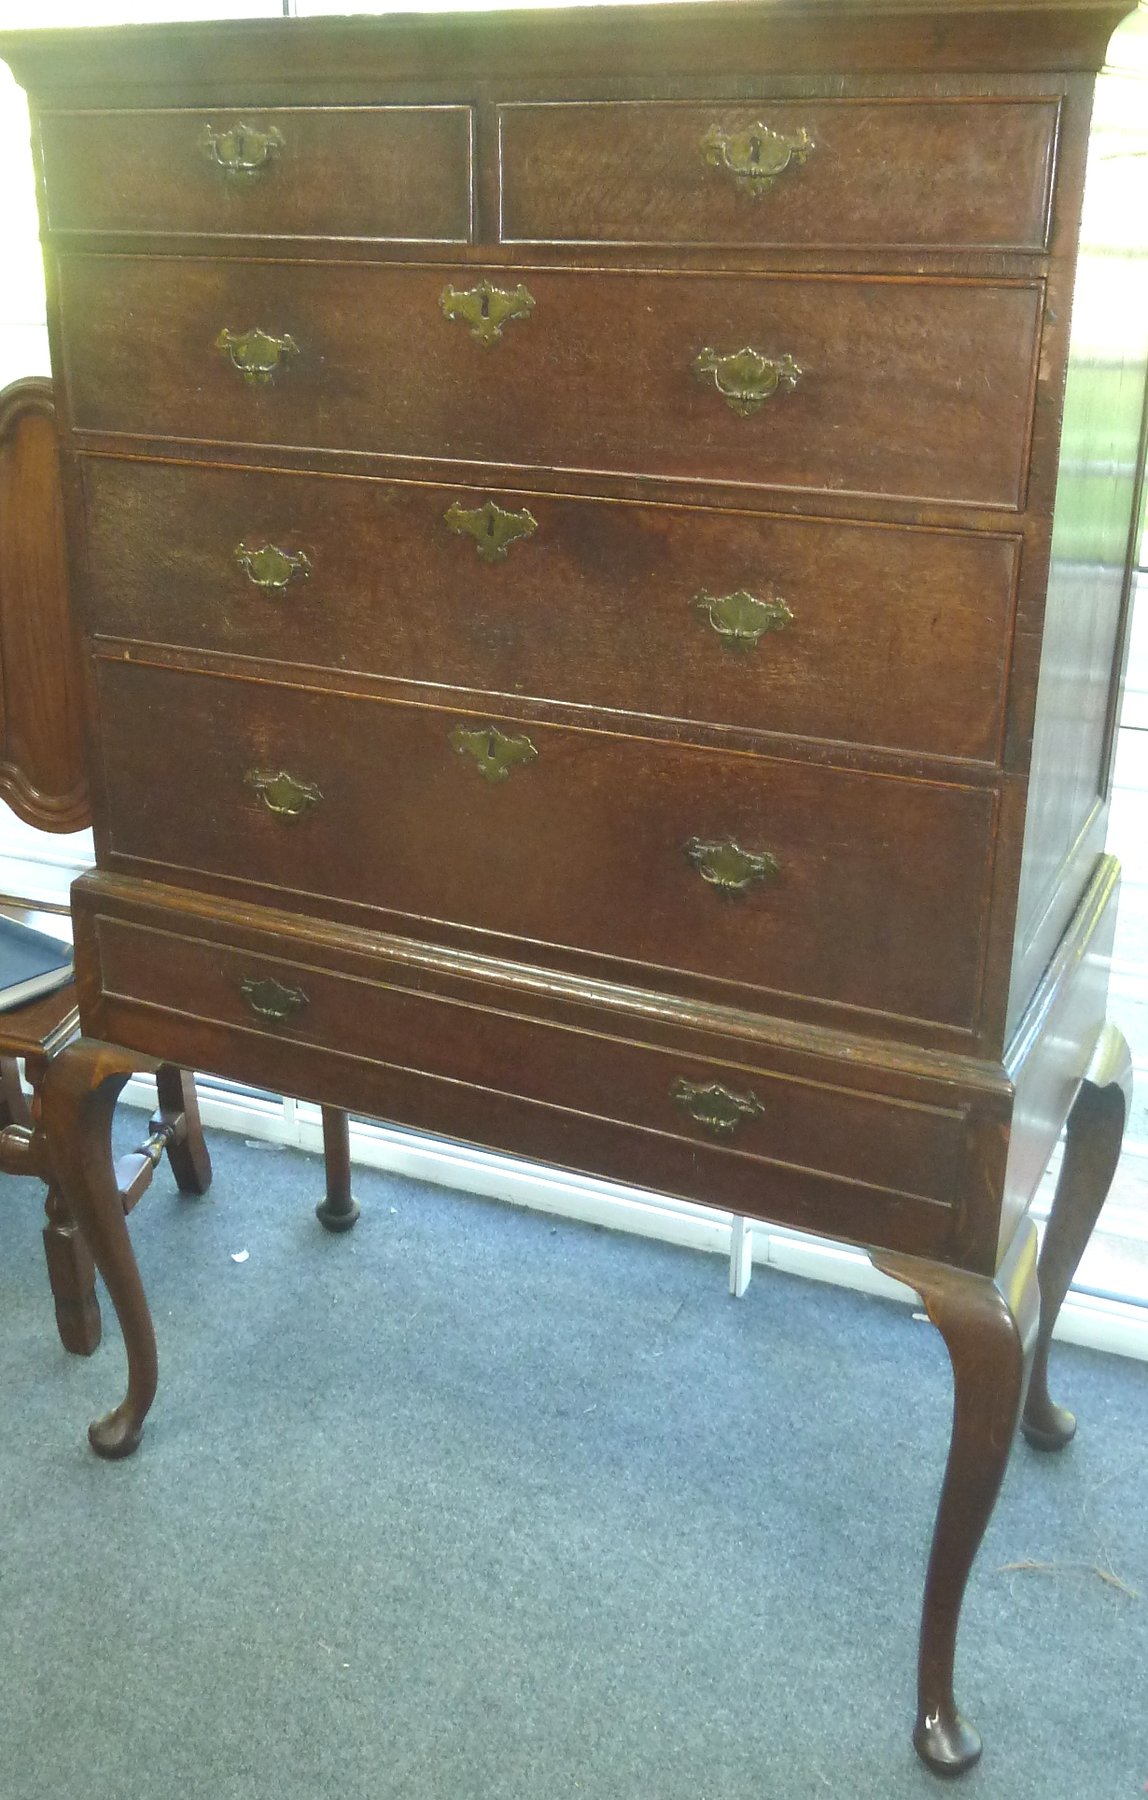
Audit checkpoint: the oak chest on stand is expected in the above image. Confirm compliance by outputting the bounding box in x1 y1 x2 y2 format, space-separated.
3 0 1145 1774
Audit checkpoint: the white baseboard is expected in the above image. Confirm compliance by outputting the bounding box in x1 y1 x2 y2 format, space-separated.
121 1076 1148 1365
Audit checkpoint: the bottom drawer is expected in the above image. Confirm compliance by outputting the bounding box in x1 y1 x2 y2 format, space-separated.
83 893 984 1263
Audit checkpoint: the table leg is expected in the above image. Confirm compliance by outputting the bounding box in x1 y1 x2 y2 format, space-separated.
40 1037 156 1459
872 1218 1039 1776
155 1063 213 1197
1022 1025 1132 1451
12 1046 103 1355
316 1104 360 1232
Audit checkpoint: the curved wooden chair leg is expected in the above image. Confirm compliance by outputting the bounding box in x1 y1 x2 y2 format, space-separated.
40 1037 157 1459
42 1178 102 1355
2 1046 103 1356
1022 1025 1131 1451
316 1104 360 1232
872 1220 1039 1776
154 1063 212 1196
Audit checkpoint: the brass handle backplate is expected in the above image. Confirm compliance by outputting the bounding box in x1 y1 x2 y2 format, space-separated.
200 120 284 179
445 499 538 563
215 326 299 386
450 723 538 783
440 279 535 346
685 836 780 895
701 121 814 196
693 588 794 650
234 541 313 592
240 975 308 1023
671 1077 765 1137
246 768 322 818
693 347 802 417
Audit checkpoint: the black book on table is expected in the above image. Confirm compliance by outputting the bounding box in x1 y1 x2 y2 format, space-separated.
0 915 73 1012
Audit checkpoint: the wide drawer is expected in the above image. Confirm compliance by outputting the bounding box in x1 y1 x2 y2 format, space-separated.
39 106 474 242
94 660 996 1032
60 257 1043 510
86 904 971 1259
498 98 1059 251
82 457 1019 763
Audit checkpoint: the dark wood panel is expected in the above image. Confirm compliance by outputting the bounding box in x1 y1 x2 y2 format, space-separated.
73 866 1019 1098
0 3 1131 98
81 456 1020 763
0 378 88 831
106 993 968 1259
94 914 968 1206
93 659 997 1031
499 98 1059 250
59 257 1043 510
40 106 474 242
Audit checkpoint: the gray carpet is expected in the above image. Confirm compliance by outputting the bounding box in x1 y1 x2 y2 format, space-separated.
1 1123 1145 1800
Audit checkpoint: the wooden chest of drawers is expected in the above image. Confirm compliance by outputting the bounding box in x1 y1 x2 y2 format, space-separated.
4 0 1145 1776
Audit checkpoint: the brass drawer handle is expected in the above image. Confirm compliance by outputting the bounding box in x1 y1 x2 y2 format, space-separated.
671 1077 765 1138
200 120 284 179
440 279 535 346
701 121 814 197
685 836 779 895
215 326 299 386
450 723 538 783
240 975 307 1023
234 541 312 592
693 588 793 651
245 768 322 818
445 499 538 563
693 347 802 417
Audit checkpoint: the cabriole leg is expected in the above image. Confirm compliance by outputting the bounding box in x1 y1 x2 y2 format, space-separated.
1022 1025 1131 1451
40 1037 156 1459
872 1220 1039 1776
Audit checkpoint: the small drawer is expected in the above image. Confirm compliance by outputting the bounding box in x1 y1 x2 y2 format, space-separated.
88 905 970 1259
61 256 1043 511
498 98 1060 251
94 660 996 1033
39 105 473 242
83 457 1020 765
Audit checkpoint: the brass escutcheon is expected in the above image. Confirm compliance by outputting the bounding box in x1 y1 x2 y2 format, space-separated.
240 975 308 1023
245 768 322 818
684 836 780 896
440 278 535 346
670 1077 765 1137
200 120 284 179
692 347 802 417
693 588 794 651
234 541 313 592
215 326 299 386
450 723 538 783
701 121 814 197
444 499 538 563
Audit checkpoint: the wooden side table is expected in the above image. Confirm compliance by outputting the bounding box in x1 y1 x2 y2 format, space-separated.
0 982 210 1353
1 980 361 1352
